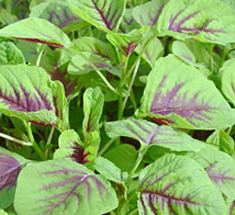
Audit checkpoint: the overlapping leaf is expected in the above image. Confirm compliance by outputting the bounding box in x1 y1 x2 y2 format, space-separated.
0 64 67 130
0 18 71 47
155 0 235 45
106 118 204 152
138 154 226 215
120 8 140 33
14 159 118 215
68 0 125 32
187 145 235 198
136 55 235 129
30 1 79 30
0 147 27 209
0 41 24 64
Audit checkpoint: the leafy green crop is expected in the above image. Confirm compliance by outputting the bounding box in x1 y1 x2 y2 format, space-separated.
0 0 235 214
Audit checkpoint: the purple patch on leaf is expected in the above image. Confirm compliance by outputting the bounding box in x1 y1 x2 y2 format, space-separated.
0 85 53 112
150 76 212 126
0 152 21 191
121 42 138 56
229 199 235 215
14 38 64 48
67 142 89 164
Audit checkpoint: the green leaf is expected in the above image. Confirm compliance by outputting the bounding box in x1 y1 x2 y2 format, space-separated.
14 159 118 215
0 18 71 47
0 147 28 209
136 55 235 129
138 154 226 215
0 8 18 25
0 209 8 215
206 129 234 156
29 1 80 29
68 0 126 32
54 130 87 163
106 118 204 152
103 144 138 173
155 0 235 45
0 64 67 130
83 87 104 137
221 59 235 107
187 145 235 198
0 41 24 64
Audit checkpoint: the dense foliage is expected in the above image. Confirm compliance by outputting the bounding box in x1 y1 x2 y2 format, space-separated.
1 0 235 214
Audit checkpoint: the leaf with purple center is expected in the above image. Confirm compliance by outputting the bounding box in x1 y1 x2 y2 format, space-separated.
133 0 169 27
221 59 235 107
0 147 28 209
155 0 235 45
0 64 67 130
136 55 235 129
138 153 226 215
106 27 149 57
106 118 204 152
67 0 125 32
54 130 88 164
187 144 235 198
29 1 80 31
0 41 24 64
0 18 71 47
14 159 118 215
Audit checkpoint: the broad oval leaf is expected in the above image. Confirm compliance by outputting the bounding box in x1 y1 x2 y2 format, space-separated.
138 154 226 215
0 41 24 64
0 64 67 130
136 55 235 129
106 118 204 152
68 0 125 32
155 0 235 45
14 159 118 215
0 147 27 209
187 145 235 198
0 18 71 47
30 1 79 30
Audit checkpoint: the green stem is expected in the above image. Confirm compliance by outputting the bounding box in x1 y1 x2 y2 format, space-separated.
45 126 55 158
36 44 46 67
0 132 32 146
98 138 116 156
23 121 46 160
220 46 227 68
128 209 138 215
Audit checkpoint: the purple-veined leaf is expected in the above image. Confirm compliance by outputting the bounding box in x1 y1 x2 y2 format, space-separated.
133 0 169 27
136 55 235 129
229 199 235 215
54 130 88 164
68 0 125 32
0 147 27 209
14 159 118 215
187 145 235 198
0 18 71 48
221 59 235 107
29 1 79 30
106 27 149 57
0 64 67 130
120 8 141 33
138 154 226 215
68 51 121 77
106 118 204 152
206 129 234 156
83 87 104 137
155 0 235 45
0 41 24 64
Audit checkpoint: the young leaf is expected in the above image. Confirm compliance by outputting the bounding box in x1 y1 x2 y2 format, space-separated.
136 55 235 129
54 130 87 164
0 41 24 64
133 0 169 27
0 147 27 209
14 159 118 215
155 0 235 45
221 59 235 107
138 154 226 215
29 1 79 30
0 64 67 130
187 145 235 198
0 18 71 47
106 118 204 152
120 8 140 33
67 0 126 32
83 87 104 137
